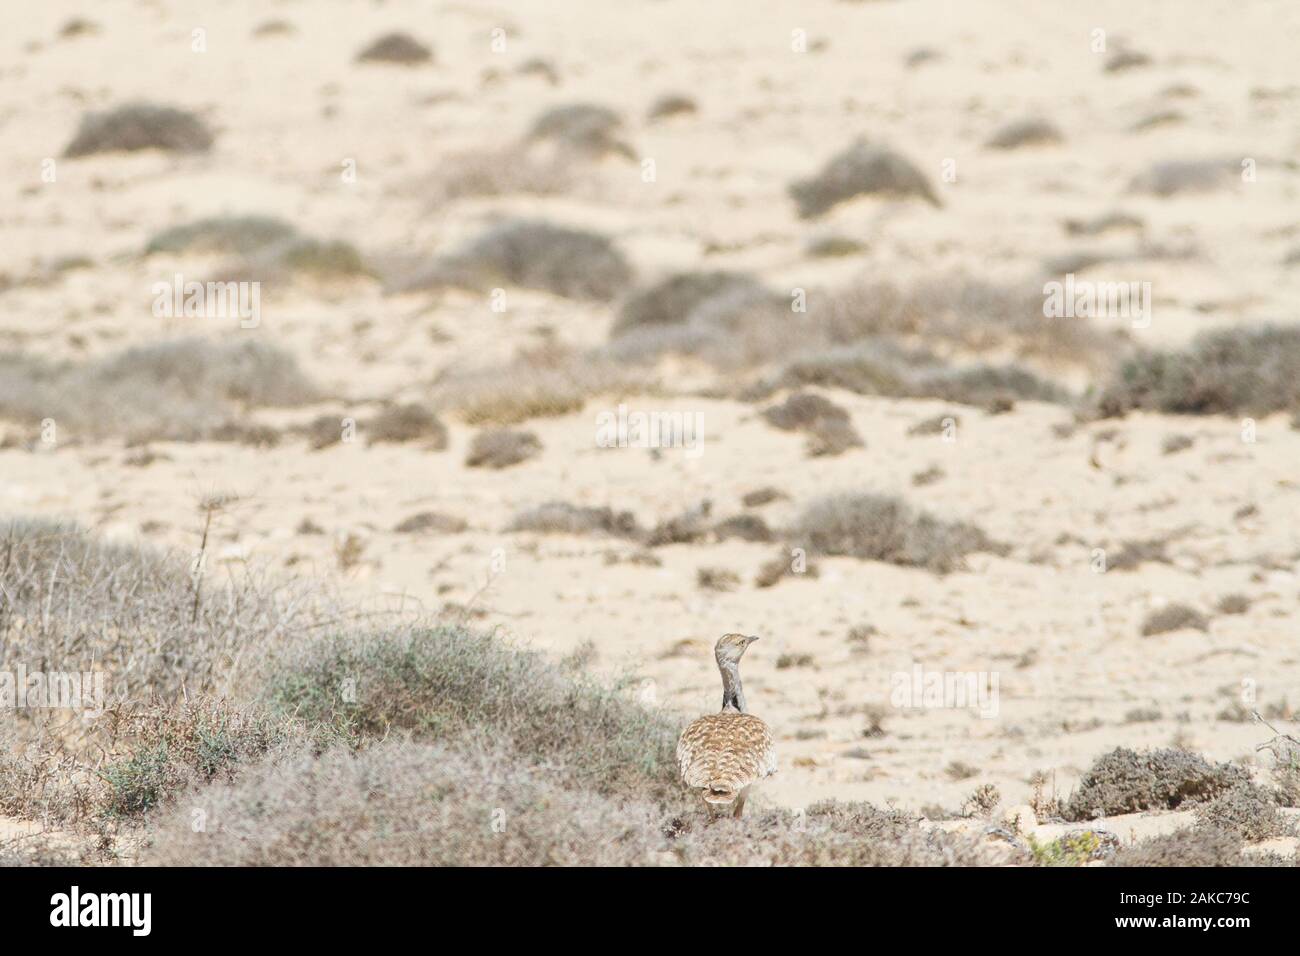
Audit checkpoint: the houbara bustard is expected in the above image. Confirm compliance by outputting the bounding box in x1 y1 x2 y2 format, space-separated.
676 633 776 817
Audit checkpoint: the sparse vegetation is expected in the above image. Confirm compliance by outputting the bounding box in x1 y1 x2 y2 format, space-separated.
465 428 542 469
434 343 648 426
264 625 679 799
697 567 740 591
0 338 318 443
405 220 633 300
1063 211 1144 237
1028 830 1108 867
806 235 866 258
1217 593 1251 615
1096 326 1300 417
761 392 864 457
1110 827 1246 867
364 404 448 448
612 271 766 339
755 549 819 588
63 103 214 157
145 216 299 256
525 103 633 159
646 501 713 547
790 139 942 217
1141 604 1210 636
1064 747 1248 820
393 512 467 534
1195 783 1287 841
356 33 433 65
508 501 641 538
1128 159 1237 197
792 493 1007 573
986 118 1063 150
433 147 573 200
0 518 320 705
647 94 697 121
712 514 773 543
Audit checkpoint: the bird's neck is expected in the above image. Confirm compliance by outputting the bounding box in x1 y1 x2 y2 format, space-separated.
719 659 747 713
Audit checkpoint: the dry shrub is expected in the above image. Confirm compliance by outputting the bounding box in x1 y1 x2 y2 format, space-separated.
612 271 766 339
986 118 1063 150
59 17 98 38
1131 110 1185 132
818 273 1103 367
1110 827 1247 867
508 502 641 538
364 404 448 447
1195 782 1288 841
1141 604 1210 636
612 269 1098 391
147 217 368 282
393 512 467 534
1096 326 1300 417
908 412 960 436
434 344 649 425
761 392 864 457
277 238 367 277
792 493 1007 574
263 625 680 800
0 518 322 703
761 392 849 431
806 235 866 258
525 103 634 159
646 501 713 547
145 216 299 256
252 19 294 38
789 139 942 217
697 567 740 592
144 740 665 866
517 58 560 85
401 220 633 300
712 514 773 543
356 33 432 65
1063 211 1144 237
1107 536 1173 571
63 103 213 157
1064 747 1249 821
433 147 573 200
144 742 994 866
465 428 542 469
742 487 787 508
1105 47 1151 73
1128 159 1238 196
96 698 305 818
647 94 697 121
755 549 819 588
1217 593 1251 615
0 337 318 443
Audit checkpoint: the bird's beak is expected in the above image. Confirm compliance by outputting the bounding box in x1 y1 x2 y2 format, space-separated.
747 635 760 643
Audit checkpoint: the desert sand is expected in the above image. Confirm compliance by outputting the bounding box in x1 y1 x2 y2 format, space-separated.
2 0 1300 861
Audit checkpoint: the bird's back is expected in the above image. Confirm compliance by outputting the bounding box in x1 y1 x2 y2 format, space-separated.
676 712 776 801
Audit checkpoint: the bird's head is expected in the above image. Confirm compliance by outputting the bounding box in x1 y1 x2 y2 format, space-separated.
715 632 759 665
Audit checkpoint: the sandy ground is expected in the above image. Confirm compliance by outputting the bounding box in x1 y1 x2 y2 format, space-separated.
3 0 1300 832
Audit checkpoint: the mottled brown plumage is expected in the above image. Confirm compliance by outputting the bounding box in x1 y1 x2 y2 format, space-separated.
676 633 776 816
